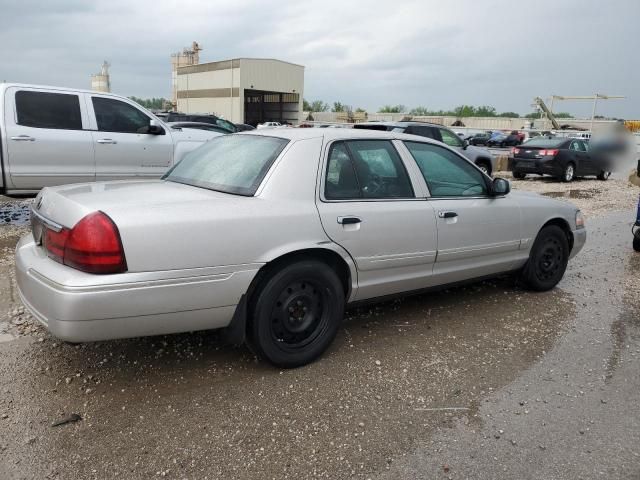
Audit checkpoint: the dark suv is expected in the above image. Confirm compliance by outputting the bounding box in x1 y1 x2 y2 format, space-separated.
353 122 496 175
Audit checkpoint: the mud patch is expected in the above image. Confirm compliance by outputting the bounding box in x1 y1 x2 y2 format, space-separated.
542 188 601 199
0 201 32 226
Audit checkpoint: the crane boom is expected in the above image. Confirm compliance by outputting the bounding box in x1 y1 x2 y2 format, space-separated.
533 97 560 129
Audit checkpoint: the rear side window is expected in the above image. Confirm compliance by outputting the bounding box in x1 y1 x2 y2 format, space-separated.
92 97 151 134
15 91 82 130
404 141 487 197
325 140 414 200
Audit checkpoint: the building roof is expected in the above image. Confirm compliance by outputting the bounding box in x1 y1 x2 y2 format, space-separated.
177 57 304 75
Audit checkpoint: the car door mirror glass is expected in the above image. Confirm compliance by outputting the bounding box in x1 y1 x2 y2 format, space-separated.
492 177 510 195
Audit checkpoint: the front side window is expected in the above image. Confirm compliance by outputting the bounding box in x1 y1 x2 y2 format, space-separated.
163 135 288 196
92 97 151 133
325 140 414 200
404 141 488 197
15 91 82 130
439 128 464 147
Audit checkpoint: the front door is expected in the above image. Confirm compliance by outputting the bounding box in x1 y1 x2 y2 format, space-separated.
402 141 522 284
88 95 173 181
316 139 438 301
4 87 94 190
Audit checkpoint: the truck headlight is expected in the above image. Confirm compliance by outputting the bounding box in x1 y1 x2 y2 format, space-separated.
575 210 585 229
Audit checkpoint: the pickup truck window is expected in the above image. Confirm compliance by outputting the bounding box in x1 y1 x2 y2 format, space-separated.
92 97 151 134
15 91 82 130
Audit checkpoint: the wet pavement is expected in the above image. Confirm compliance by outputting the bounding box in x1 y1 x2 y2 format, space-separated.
0 201 32 226
0 210 639 479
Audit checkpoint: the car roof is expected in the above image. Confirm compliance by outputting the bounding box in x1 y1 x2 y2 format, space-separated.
237 126 446 144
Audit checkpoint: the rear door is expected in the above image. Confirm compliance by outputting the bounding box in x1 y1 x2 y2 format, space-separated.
403 141 522 283
87 95 173 181
3 87 94 190
316 138 438 300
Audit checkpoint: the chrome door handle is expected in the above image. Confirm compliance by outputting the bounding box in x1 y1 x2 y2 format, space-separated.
337 216 361 225
97 138 117 144
438 211 458 219
10 135 35 142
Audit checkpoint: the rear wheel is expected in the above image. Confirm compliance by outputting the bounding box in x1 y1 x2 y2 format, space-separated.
248 260 345 368
634 229 640 252
513 171 526 180
597 170 611 181
520 225 569 291
561 163 575 182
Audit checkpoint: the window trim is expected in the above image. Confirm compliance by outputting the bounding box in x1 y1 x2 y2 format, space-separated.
403 140 494 199
322 139 417 202
14 90 84 131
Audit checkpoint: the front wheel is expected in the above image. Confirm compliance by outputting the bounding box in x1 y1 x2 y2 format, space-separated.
520 225 570 291
248 260 345 368
597 170 611 181
476 161 491 176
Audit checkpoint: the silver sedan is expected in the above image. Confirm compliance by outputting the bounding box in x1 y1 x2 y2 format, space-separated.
16 129 586 367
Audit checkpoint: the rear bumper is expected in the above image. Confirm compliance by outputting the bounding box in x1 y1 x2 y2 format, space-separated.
512 158 562 176
15 234 260 342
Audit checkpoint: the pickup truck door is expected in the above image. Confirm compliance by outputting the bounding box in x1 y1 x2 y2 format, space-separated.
86 94 173 181
316 139 438 301
3 87 94 190
402 141 522 284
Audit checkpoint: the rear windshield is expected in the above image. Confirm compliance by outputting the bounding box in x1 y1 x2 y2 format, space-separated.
163 135 289 196
523 138 566 148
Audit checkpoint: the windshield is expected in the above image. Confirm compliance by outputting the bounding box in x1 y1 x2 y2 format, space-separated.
163 135 289 196
523 138 565 148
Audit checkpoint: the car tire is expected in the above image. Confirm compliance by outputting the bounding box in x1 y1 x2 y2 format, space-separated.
476 160 492 176
248 260 345 368
561 163 575 182
520 225 570 291
513 171 526 180
597 170 611 181
634 229 640 252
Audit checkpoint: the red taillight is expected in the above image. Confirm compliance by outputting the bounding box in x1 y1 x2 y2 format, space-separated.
539 149 558 156
44 211 127 274
512 147 520 155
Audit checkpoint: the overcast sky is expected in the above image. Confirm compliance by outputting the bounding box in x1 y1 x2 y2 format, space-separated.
0 0 638 118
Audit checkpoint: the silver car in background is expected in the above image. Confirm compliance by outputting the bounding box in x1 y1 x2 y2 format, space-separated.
15 129 586 367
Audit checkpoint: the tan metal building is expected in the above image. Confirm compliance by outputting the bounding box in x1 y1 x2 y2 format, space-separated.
176 58 304 126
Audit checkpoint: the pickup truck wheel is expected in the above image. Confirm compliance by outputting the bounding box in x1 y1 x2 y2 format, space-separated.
476 160 491 176
561 163 575 182
520 225 569 291
248 260 344 368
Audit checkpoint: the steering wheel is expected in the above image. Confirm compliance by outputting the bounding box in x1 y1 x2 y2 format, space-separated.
364 174 383 196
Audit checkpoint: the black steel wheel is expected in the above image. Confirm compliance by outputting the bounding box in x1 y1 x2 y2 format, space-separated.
248 260 344 368
520 225 569 291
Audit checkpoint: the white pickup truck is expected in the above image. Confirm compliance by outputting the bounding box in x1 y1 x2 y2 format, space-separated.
0 83 223 194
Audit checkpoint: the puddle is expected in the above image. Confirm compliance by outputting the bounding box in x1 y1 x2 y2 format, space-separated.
542 189 600 199
0 201 32 226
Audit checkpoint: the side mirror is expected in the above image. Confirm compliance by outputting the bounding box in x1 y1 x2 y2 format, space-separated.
148 119 164 135
492 177 510 196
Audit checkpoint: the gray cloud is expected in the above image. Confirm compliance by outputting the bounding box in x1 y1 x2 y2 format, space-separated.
0 0 637 117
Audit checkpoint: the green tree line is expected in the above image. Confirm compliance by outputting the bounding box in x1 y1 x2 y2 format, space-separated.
304 99 573 119
129 96 169 110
